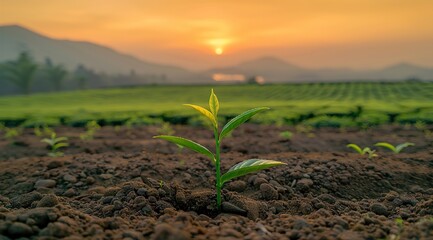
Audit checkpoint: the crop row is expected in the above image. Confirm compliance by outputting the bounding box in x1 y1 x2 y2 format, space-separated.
0 82 432 128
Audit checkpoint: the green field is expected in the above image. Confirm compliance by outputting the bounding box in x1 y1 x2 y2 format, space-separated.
1 82 433 127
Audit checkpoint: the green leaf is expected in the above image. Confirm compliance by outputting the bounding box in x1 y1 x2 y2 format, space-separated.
209 89 219 117
374 142 396 152
53 142 68 151
346 144 363 154
41 138 54 146
154 135 215 163
220 107 269 140
221 159 286 185
53 137 68 144
395 142 414 153
184 104 217 127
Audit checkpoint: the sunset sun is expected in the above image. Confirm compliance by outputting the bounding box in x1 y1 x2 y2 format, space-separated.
215 47 223 55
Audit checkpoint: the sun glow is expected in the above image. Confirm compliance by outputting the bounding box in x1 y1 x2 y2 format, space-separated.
215 47 223 55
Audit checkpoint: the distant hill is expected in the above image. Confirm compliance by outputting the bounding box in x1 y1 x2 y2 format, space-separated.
0 24 205 84
1 24 432 87
205 57 433 83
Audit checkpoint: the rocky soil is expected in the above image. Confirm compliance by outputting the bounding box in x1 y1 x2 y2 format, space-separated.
1 124 433 239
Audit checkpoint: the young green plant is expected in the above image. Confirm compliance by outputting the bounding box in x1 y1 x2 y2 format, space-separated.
347 144 378 159
80 120 101 140
154 89 286 210
41 133 68 157
374 142 415 154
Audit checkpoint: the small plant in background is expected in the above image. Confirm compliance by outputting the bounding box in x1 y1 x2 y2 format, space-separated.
41 133 68 157
374 142 415 154
279 130 293 140
4 127 22 141
34 124 54 137
80 120 100 140
414 120 426 131
347 144 378 159
157 122 175 136
154 89 286 210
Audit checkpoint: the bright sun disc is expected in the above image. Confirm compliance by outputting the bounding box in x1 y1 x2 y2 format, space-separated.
215 47 223 55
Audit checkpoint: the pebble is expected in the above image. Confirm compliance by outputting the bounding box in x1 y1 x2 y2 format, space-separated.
11 191 42 208
34 179 56 189
8 222 33 237
39 222 71 238
63 174 77 183
64 188 78 197
260 183 279 200
100 174 113 180
226 180 247 192
370 203 389 216
296 178 314 192
37 194 59 207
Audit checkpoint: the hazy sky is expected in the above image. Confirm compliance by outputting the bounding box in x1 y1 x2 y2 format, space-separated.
1 0 433 70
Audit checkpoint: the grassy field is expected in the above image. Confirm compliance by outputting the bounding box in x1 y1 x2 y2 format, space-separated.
1 82 433 127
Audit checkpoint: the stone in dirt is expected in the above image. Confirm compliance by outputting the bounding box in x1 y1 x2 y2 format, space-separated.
7 222 33 237
260 183 279 200
63 174 78 183
370 203 389 216
296 178 314 192
34 179 56 189
221 202 247 215
39 222 71 238
226 180 247 192
36 194 59 207
11 191 42 208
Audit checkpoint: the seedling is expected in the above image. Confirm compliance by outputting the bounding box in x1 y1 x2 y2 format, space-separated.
346 144 378 159
154 89 286 210
41 133 68 157
4 127 22 141
279 130 293 140
374 142 415 154
34 124 54 137
157 122 175 136
80 120 100 140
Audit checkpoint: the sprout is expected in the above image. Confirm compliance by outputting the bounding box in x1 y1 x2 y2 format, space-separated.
374 142 415 154
154 89 286 210
41 133 68 157
347 144 378 159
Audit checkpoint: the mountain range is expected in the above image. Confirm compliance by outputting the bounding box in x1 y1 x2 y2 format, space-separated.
1 24 433 85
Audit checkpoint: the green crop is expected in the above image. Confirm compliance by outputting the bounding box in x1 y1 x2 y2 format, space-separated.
374 142 415 153
154 89 286 210
279 130 293 140
346 144 378 159
3 127 22 141
41 133 68 157
80 120 101 140
34 124 54 137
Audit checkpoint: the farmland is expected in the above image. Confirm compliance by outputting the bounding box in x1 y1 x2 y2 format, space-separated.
1 81 433 128
1 82 433 239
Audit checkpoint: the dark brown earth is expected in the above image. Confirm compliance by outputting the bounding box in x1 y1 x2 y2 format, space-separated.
1 124 433 239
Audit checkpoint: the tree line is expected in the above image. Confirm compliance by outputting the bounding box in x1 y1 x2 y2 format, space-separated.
0 52 168 95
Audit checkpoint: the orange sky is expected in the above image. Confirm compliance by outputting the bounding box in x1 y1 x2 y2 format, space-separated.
1 0 433 70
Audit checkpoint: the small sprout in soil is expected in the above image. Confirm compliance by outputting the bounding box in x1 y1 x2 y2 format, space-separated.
374 142 415 154
279 130 293 140
41 133 68 157
34 124 54 137
157 122 175 136
346 144 378 159
4 127 22 141
80 120 101 140
154 89 286 210
159 180 164 188
414 120 426 131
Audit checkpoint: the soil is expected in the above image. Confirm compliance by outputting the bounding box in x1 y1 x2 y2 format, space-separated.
0 124 433 239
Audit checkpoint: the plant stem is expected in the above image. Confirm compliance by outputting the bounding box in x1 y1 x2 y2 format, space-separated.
214 127 222 210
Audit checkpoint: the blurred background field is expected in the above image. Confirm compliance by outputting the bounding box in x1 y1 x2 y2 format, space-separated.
1 82 433 128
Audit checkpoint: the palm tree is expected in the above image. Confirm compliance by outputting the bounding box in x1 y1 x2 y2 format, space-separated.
1 52 38 94
44 58 67 91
